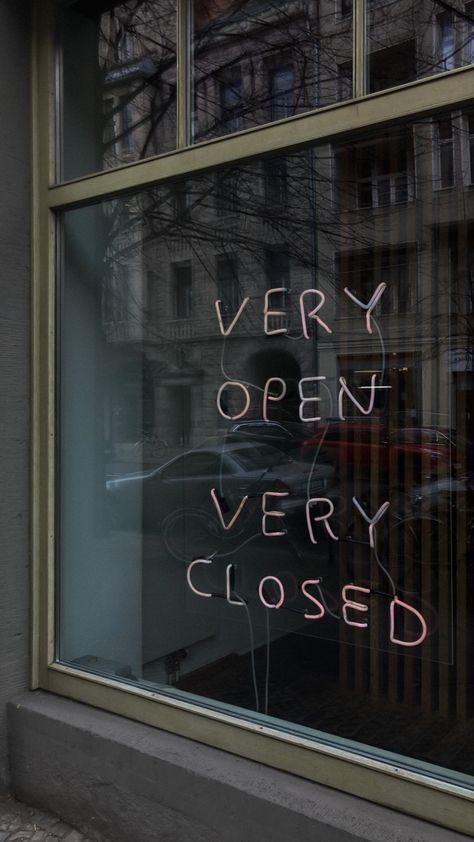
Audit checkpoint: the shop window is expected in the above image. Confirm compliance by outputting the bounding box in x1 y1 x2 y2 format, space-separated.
37 2 474 833
54 140 474 835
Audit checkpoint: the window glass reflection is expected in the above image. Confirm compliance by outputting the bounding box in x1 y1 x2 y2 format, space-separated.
59 0 176 180
59 113 474 784
192 0 352 141
367 0 474 95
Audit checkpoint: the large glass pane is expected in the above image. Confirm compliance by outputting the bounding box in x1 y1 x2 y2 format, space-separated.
58 0 177 180
367 0 474 94
192 0 353 142
58 110 474 786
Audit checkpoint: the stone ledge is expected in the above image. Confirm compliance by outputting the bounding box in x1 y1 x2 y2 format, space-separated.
7 691 472 842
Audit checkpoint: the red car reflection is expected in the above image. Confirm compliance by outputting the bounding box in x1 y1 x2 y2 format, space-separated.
302 423 455 475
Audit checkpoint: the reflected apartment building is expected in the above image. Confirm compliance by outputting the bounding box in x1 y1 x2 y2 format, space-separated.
67 0 474 775
97 0 474 448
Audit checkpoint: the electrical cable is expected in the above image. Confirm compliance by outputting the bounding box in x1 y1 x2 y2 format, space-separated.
234 590 260 712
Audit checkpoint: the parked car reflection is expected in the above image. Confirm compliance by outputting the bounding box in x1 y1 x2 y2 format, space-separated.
106 440 335 536
302 421 456 476
228 420 314 455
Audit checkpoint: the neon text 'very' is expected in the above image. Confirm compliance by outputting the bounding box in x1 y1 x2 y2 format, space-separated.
214 283 386 338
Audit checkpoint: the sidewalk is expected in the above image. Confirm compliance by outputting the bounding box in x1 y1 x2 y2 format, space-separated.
0 795 93 842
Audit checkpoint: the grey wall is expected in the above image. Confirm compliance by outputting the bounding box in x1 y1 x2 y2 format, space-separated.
0 0 31 791
8 692 473 842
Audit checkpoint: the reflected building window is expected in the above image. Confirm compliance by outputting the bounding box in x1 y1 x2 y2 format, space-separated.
338 61 352 101
368 41 416 92
217 169 240 215
264 156 288 207
120 95 137 155
173 264 193 320
103 97 119 156
448 232 474 313
468 112 474 183
117 28 136 64
221 72 242 133
469 246 474 312
337 245 417 317
348 133 414 209
270 64 294 121
435 117 455 189
167 385 192 447
265 247 290 308
103 92 138 160
173 181 191 220
438 11 455 70
340 0 352 17
104 262 130 324
217 256 240 317
466 1 474 64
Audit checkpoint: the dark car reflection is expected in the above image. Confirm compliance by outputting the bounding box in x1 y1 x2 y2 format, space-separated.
106 441 335 536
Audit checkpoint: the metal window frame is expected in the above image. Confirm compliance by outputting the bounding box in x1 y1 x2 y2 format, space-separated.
32 1 474 834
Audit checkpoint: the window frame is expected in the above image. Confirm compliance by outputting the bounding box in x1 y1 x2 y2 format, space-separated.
32 1 474 835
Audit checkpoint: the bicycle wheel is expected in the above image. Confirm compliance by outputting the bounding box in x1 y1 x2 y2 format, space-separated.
162 508 222 563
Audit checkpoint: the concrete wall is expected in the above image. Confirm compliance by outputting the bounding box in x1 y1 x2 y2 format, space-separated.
8 692 473 842
0 0 31 792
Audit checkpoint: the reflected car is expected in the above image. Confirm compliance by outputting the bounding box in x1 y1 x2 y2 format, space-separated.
228 420 314 455
302 421 455 475
106 441 335 531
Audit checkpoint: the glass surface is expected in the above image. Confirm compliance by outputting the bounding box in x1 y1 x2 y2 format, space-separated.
367 0 474 94
192 0 353 142
58 0 177 180
58 111 474 783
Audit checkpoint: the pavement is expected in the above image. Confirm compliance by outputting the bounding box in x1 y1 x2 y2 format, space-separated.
0 796 93 842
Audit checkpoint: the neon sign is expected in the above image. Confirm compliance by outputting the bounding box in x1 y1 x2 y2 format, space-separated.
186 285 431 652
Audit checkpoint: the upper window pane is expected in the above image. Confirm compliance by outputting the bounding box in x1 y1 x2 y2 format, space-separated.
367 0 474 94
192 0 353 142
58 0 177 181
